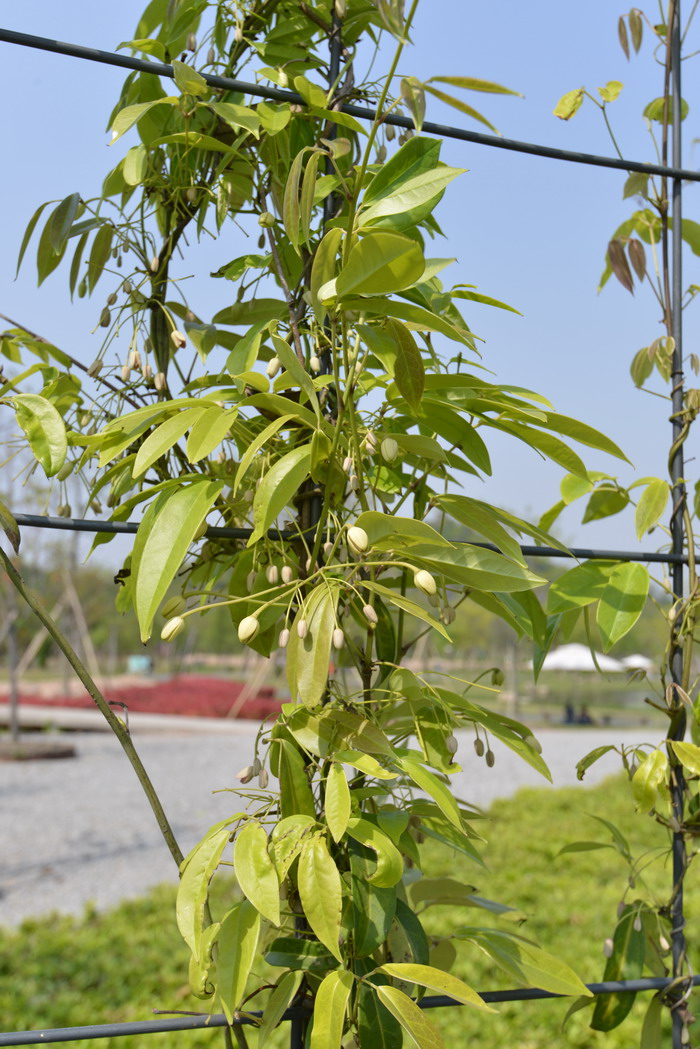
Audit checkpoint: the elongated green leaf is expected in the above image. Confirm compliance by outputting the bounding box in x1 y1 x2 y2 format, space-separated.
360 166 464 226
110 98 178 143
632 748 668 811
460 928 592 998
271 334 320 416
596 562 649 651
325 763 351 843
409 542 546 594
176 827 229 955
362 580 451 641
334 749 397 780
249 444 312 545
232 415 293 494
233 821 280 925
298 836 343 961
397 756 461 829
16 200 50 277
283 148 306 253
379 964 492 1012
348 297 474 347
345 818 404 887
310 970 354 1049
311 228 343 320
424 84 498 133
635 478 669 539
258 972 303 1049
335 232 424 297
269 814 317 879
300 150 321 246
207 101 260 138
277 740 317 819
12 394 67 478
576 745 616 780
287 582 338 708
49 193 81 254
358 978 402 1049
436 494 525 564
87 224 114 294
641 995 663 1049
591 908 645 1030
547 561 617 614
385 319 424 411
376 985 445 1049
186 405 236 462
134 479 223 640
354 511 452 549
133 407 206 478
351 849 397 956
671 740 700 776
0 498 20 554
431 75 520 96
216 900 261 1023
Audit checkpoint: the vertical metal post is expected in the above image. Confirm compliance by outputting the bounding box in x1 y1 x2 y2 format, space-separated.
669 3 688 1047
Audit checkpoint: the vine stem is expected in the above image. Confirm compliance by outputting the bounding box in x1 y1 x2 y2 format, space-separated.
0 548 185 870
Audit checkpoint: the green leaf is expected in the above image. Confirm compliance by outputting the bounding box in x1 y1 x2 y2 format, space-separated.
400 76 426 131
233 821 280 926
397 756 461 830
283 148 306 253
334 749 398 780
176 827 229 956
16 200 50 277
351 849 397 956
591 908 645 1030
87 225 114 294
582 486 629 523
553 88 585 120
385 319 424 411
258 972 303 1049
334 232 424 297
12 394 67 478
264 936 334 971
423 84 499 133
345 818 404 887
671 740 700 776
598 80 624 103
0 498 20 554
556 841 616 857
431 75 520 96
379 963 492 1012
576 745 616 780
133 407 206 478
354 511 452 550
277 740 317 819
408 542 546 594
311 228 343 321
310 970 354 1049
360 166 463 227
635 478 668 538
300 150 321 246
270 334 320 416
186 405 236 462
110 98 178 143
375 985 445 1049
632 748 668 811
298 836 343 961
269 814 317 880
325 763 351 843
49 193 81 255
596 562 649 651
362 580 451 642
641 995 663 1049
171 58 208 96
460 928 592 998
216 900 261 1023
287 582 338 708
643 96 689 124
547 561 617 614
250 444 312 545
364 137 442 207
123 145 148 186
207 101 260 138
133 479 223 640
436 494 525 564
233 415 294 495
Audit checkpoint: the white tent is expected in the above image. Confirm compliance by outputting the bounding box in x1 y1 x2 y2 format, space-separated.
535 643 625 673
621 653 654 671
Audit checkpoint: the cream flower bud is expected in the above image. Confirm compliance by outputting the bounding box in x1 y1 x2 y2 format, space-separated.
441 605 456 625
187 32 197 51
414 569 437 596
297 619 308 639
633 916 642 932
660 935 670 952
603 938 614 958
266 565 279 585
154 371 167 391
236 765 255 784
171 330 187 350
87 358 103 378
278 628 290 648
150 255 160 273
474 738 485 757
121 364 131 382
364 430 377 452
281 566 294 584
617 901 626 919
332 628 345 650
129 349 142 371
310 355 321 373
347 525 369 556
349 474 360 491
342 455 353 474
446 735 458 755
258 768 269 789
362 604 378 626
56 462 73 482
161 616 186 642
100 307 111 328
142 363 153 381
162 595 186 619
267 356 281 378
381 437 399 463
238 615 259 644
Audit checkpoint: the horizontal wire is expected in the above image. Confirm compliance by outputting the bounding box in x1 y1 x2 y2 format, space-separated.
0 976 696 1045
12 513 690 565
1 27 700 181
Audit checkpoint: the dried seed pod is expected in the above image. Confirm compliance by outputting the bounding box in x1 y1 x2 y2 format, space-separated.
362 604 378 626
162 595 187 619
161 616 186 642
278 628 290 649
171 330 187 350
332 628 345 650
603 938 614 958
414 569 437 596
281 565 294 584
381 437 399 462
485 749 495 768
266 565 279 585
267 356 281 378
297 619 308 639
347 525 369 556
238 615 260 644
310 355 321 373
100 307 111 327
154 371 167 391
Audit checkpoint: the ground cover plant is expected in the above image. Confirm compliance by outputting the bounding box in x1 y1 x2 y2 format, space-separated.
0 1 698 1047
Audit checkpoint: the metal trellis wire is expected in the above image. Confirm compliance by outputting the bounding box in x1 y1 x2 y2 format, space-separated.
0 6 694 1048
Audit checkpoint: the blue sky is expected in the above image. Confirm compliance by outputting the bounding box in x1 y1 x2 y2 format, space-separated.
0 0 697 560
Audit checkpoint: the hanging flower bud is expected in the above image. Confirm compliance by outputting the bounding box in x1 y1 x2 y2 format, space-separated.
281 565 294 584
492 668 505 686
381 437 399 462
446 735 458 755
236 765 255 784
267 357 281 378
617 901 626 919
123 280 132 294
100 307 111 328
441 605 456 625
278 628 290 649
474 738 485 757
154 371 167 391
121 364 131 382
187 32 197 51
349 474 360 491
297 619 308 639
162 595 186 619
90 499 102 514
234 24 243 42
207 46 216 64
323 541 334 559
161 616 186 642
342 455 353 474
186 187 197 203
171 330 187 350
266 565 279 585
376 144 387 164
414 569 437 596
258 768 269 789
150 256 160 273
238 615 260 645
660 935 670 952
633 915 642 932
309 355 321 373
485 749 495 768
142 363 153 381
347 525 369 556
332 628 345 650
386 123 396 141
364 432 377 454
362 604 378 626
259 211 276 227
129 349 142 371
603 938 614 958
56 462 73 482
87 358 103 378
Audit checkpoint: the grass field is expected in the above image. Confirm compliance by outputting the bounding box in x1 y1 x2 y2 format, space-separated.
0 773 685 1049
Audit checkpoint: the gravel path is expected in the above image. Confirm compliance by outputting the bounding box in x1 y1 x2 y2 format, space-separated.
0 723 645 926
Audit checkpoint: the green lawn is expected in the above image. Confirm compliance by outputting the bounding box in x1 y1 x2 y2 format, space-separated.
0 774 684 1049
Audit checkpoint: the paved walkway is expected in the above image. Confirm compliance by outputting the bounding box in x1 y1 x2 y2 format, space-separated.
0 722 646 926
